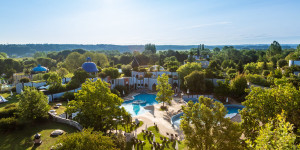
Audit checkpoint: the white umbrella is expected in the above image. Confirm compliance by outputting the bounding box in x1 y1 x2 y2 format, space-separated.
123 90 125 95
153 135 155 142
10 91 13 96
145 124 148 131
132 144 135 150
226 97 229 103
175 141 179 150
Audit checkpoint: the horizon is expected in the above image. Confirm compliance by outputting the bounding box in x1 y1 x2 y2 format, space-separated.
1 0 300 45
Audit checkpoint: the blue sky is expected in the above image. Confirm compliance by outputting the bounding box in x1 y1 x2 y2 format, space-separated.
0 0 299 45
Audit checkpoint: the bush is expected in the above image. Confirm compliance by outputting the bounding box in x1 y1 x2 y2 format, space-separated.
11 86 16 92
42 73 51 81
246 74 270 87
66 79 81 90
0 106 18 119
113 85 128 97
19 77 30 83
60 92 75 101
98 72 107 79
111 89 120 97
262 70 271 77
0 117 17 132
205 80 214 93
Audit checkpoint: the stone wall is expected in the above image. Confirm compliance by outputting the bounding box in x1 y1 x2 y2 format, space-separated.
48 112 83 131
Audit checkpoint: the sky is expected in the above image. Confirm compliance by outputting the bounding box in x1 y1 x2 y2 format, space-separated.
0 0 300 45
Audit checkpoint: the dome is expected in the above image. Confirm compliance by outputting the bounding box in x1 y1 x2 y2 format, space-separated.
32 64 48 72
82 57 99 73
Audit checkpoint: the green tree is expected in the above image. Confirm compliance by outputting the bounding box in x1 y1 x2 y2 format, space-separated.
143 43 156 54
18 87 50 120
247 112 300 149
177 62 202 89
277 59 288 68
214 79 230 101
184 71 206 93
156 73 174 108
73 79 123 132
103 67 120 79
230 74 248 100
52 128 117 150
267 41 282 57
121 65 132 77
57 68 69 78
180 96 243 150
241 84 300 142
64 52 83 72
237 60 243 73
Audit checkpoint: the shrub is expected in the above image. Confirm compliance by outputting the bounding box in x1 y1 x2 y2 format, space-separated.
262 70 271 77
98 72 107 79
111 89 120 97
42 73 51 81
113 85 128 97
246 74 270 87
19 77 30 83
11 86 16 92
0 106 18 119
0 117 17 132
60 92 75 101
205 80 214 93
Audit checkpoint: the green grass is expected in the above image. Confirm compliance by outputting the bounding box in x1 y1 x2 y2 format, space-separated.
126 126 186 150
0 120 78 150
117 121 144 133
49 101 67 115
0 93 19 111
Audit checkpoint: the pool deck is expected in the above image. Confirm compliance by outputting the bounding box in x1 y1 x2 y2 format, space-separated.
132 97 186 139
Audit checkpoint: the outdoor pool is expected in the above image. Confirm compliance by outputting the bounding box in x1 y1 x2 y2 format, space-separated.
172 104 245 128
121 93 158 116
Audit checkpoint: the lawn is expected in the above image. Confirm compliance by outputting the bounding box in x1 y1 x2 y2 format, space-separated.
49 101 67 115
0 121 78 150
126 126 186 150
117 121 144 133
0 93 19 111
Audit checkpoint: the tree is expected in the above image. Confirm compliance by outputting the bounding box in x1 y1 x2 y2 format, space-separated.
181 96 243 150
267 41 282 57
52 128 117 150
230 74 248 100
214 79 230 100
72 79 124 132
177 62 202 89
64 52 83 72
156 73 174 108
17 87 50 120
143 43 156 54
237 60 243 73
208 60 220 70
103 67 120 79
184 71 206 93
164 56 180 72
241 84 300 142
277 59 288 68
247 112 300 149
213 47 220 53
57 68 69 78
121 65 132 77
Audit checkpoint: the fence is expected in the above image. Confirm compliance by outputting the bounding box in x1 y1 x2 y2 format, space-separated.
48 112 83 131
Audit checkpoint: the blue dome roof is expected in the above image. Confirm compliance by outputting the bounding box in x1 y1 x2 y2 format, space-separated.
32 64 48 72
82 62 99 73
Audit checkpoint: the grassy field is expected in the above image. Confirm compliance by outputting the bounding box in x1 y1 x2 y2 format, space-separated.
49 101 67 115
0 121 78 150
126 126 186 150
0 93 19 111
117 121 144 133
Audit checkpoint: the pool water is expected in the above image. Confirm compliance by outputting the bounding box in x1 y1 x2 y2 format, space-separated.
121 93 158 116
172 104 244 127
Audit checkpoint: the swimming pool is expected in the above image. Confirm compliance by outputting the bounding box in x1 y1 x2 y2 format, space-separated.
121 93 158 116
172 104 245 128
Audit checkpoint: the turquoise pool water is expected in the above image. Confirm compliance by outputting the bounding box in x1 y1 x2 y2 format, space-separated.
121 93 158 116
172 104 244 127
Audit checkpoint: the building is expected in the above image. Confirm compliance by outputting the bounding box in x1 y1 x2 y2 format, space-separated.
82 57 99 74
289 60 300 67
31 64 48 74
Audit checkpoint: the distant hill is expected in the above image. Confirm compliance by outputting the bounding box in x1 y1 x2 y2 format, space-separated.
0 44 298 56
